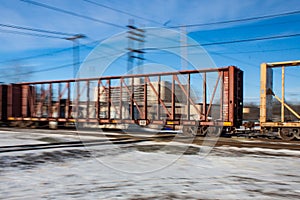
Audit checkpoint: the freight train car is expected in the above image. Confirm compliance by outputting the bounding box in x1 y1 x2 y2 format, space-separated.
1 61 299 141
0 66 243 135
260 60 300 140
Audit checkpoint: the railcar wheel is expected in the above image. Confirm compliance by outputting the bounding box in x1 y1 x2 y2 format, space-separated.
279 128 295 141
294 129 300 140
183 126 197 136
206 126 222 137
197 126 208 136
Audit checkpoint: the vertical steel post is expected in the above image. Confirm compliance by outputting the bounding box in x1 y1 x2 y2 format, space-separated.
66 82 70 119
172 75 176 120
157 76 161 120
40 84 44 117
120 79 123 119
144 79 147 119
58 83 61 118
220 71 224 120
108 80 111 120
30 85 36 117
228 66 235 124
7 85 12 118
187 74 190 120
76 82 80 118
131 77 134 119
48 84 52 118
203 72 207 121
260 63 267 123
281 66 285 122
97 80 100 119
86 80 90 120
21 85 28 117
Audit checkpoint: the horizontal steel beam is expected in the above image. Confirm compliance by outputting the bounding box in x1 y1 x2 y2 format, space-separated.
15 66 234 85
265 60 300 68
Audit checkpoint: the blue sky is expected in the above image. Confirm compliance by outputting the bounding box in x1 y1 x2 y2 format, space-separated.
0 0 300 103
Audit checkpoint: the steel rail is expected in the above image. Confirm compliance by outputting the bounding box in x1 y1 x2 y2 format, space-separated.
0 137 147 153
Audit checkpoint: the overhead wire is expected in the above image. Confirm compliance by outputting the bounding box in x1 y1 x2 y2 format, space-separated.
0 47 73 65
169 9 300 28
147 46 300 55
0 49 126 79
82 0 162 25
0 28 67 39
17 0 300 36
143 32 300 51
1 3 297 105
2 30 300 72
22 0 300 30
3 1 300 77
144 6 300 64
0 62 76 79
211 47 300 55
16 0 300 46
0 39 100 65
0 23 76 36
20 0 126 29
137 11 300 64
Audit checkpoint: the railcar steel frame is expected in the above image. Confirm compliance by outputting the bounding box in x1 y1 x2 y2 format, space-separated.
260 60 300 140
3 66 243 131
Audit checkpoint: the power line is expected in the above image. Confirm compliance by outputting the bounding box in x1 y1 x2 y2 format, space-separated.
0 48 72 65
169 9 300 28
2 31 300 65
82 0 162 25
0 42 157 78
20 0 126 29
212 47 300 55
1 6 299 73
0 23 76 36
181 18 300 37
144 32 300 51
16 1 300 50
22 31 297 76
0 28 66 39
203 32 300 46
147 46 300 56
0 40 99 64
0 40 153 79
21 0 300 31
0 49 123 78
0 62 76 79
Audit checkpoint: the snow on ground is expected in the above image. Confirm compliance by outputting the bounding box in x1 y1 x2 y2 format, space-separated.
0 129 300 199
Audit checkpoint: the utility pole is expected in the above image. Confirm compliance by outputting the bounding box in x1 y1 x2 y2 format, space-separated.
66 34 85 78
65 34 85 121
127 20 145 74
126 20 145 119
180 26 188 71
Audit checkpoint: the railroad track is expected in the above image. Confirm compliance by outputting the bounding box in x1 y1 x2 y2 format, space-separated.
0 128 176 153
0 137 151 153
1 128 300 153
192 137 300 151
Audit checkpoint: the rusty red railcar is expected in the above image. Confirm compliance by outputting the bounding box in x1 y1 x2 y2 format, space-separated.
0 85 8 122
1 66 243 133
7 84 22 118
221 66 243 129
